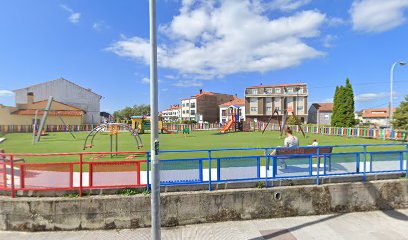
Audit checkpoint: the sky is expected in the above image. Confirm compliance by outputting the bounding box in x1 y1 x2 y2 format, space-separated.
0 0 407 113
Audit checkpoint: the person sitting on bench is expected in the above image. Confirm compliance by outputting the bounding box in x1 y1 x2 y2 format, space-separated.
270 127 299 169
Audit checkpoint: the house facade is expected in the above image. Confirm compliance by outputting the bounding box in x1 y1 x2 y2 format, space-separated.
360 108 396 127
162 104 181 122
307 103 333 125
0 93 85 125
244 83 308 123
219 98 245 124
181 90 235 123
13 78 102 124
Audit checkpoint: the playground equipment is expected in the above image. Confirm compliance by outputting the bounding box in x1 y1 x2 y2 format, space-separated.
262 108 305 138
33 97 76 143
131 116 174 134
83 123 143 157
220 105 243 133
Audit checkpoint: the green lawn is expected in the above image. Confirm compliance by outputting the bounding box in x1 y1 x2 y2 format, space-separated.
0 130 405 164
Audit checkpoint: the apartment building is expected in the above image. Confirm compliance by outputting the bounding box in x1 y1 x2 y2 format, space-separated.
161 104 181 123
245 83 308 123
181 90 235 123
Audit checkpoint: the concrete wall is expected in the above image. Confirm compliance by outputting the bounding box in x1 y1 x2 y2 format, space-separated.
0 179 407 231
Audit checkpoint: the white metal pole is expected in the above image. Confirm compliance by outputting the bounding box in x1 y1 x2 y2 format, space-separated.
390 62 397 125
149 0 161 239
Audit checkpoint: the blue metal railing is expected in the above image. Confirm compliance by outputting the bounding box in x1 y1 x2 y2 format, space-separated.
145 143 408 190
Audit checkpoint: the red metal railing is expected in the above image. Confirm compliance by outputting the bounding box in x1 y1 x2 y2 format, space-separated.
0 151 147 198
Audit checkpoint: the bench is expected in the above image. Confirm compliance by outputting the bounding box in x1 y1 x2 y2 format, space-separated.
274 146 333 170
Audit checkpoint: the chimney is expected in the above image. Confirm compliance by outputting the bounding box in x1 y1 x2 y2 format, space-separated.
27 92 34 104
199 89 203 94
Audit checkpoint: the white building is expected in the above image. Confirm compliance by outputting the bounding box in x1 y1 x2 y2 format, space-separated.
162 105 181 122
219 98 246 124
13 78 102 124
181 97 197 121
360 108 396 127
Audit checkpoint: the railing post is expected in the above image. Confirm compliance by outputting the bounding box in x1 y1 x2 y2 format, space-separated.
356 153 360 173
89 163 93 187
273 156 277 179
363 145 367 182
208 150 212 191
3 159 7 188
257 157 261 179
147 152 150 191
69 164 74 188
79 153 83 197
199 159 203 182
316 147 320 185
216 158 220 182
20 165 25 189
265 155 269 188
137 161 141 186
405 144 408 178
10 155 15 198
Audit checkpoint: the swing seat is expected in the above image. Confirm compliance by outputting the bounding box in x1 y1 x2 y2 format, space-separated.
84 144 93 149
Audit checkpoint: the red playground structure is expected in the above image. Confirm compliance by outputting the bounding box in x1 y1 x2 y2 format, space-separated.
220 105 242 133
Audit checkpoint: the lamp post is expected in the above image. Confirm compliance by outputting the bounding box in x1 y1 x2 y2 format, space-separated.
390 61 406 126
149 0 161 239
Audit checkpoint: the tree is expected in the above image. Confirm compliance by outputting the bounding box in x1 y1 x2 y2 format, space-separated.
286 115 298 125
331 86 340 126
392 95 408 130
113 104 151 121
331 79 356 127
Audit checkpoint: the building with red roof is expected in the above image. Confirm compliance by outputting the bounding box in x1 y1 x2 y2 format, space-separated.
307 103 334 125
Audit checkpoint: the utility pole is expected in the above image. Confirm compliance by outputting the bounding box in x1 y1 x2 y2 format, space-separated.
149 0 161 239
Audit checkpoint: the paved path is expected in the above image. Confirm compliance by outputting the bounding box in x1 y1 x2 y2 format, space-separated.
1 209 407 240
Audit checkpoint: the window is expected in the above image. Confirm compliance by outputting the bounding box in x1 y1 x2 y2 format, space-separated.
250 107 257 112
182 110 185 114
191 110 195 115
287 87 293 93
250 97 257 103
186 103 189 107
324 114 329 120
186 110 189 113
222 110 226 116
191 103 196 108
182 103 185 107
298 88 304 93
266 107 272 112
275 107 280 111
275 88 281 93
297 106 304 112
250 89 258 94
265 88 273 94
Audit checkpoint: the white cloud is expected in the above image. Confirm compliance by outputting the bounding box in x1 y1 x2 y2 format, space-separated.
268 0 312 12
108 0 326 80
322 34 337 48
93 21 110 32
0 90 14 97
60 5 81 24
354 92 398 102
350 0 408 33
162 88 169 92
326 17 347 27
141 77 150 84
173 80 203 87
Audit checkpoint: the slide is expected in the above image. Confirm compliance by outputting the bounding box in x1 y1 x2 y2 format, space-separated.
220 120 234 133
162 127 175 134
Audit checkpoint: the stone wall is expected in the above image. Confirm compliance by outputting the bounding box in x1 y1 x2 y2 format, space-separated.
0 179 407 231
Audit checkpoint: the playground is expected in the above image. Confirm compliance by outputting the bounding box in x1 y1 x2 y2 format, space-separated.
1 130 404 161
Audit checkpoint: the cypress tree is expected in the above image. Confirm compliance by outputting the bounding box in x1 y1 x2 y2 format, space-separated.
331 86 340 126
344 78 356 127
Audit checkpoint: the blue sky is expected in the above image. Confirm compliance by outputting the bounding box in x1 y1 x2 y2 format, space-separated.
0 0 407 113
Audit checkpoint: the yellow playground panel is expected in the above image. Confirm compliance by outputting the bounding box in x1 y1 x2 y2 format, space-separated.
131 116 163 133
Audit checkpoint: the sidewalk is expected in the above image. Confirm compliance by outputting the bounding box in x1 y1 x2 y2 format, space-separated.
1 209 407 240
